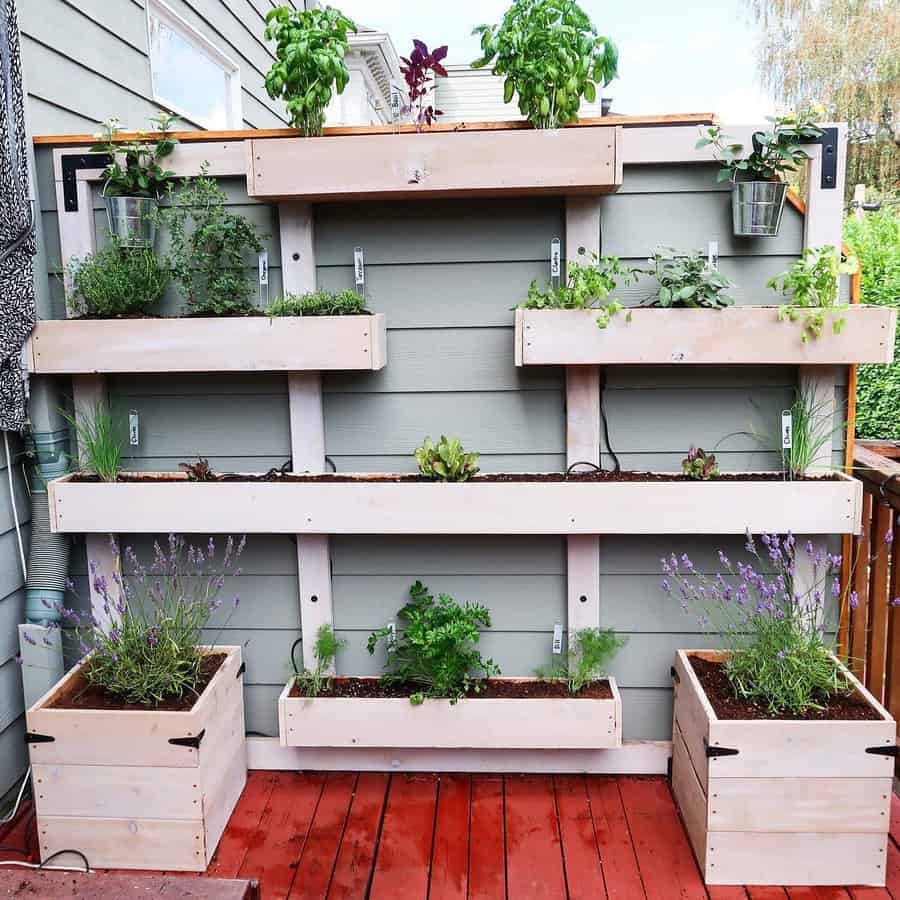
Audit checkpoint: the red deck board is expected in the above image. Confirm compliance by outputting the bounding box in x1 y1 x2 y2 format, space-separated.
707 889 748 899
786 889 852 899
554 775 607 900
237 771 325 899
428 774 471 900
209 771 277 878
617 776 707 900
368 773 438 900
746 889 789 899
289 773 356 900
467 775 506 900
585 776 645 900
505 774 568 900
884 837 900 898
326 772 389 900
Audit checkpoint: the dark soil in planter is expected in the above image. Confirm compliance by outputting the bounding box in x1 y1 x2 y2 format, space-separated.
47 652 226 712
689 655 882 721
289 677 613 700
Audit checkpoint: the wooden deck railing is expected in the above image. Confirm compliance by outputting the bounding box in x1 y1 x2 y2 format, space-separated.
844 441 900 719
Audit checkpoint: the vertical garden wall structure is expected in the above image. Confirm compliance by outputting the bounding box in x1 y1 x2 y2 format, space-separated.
26 115 867 772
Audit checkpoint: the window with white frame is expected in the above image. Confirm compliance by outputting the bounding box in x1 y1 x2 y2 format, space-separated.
147 1 242 129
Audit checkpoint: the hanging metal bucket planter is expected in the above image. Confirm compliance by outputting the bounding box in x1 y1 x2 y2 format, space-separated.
104 194 158 248
731 178 787 237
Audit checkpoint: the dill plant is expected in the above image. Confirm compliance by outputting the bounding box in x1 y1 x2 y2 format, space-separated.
293 624 346 697
537 627 625 693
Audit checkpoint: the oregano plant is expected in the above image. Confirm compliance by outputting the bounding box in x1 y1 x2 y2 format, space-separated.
264 5 356 137
472 0 618 129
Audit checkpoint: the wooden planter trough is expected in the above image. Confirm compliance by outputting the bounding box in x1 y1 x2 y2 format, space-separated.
278 677 622 749
671 649 896 887
514 306 898 366
26 646 246 872
246 126 621 201
47 472 862 535
27 314 387 374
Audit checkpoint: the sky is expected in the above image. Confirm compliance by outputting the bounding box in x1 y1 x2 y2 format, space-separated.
337 0 778 123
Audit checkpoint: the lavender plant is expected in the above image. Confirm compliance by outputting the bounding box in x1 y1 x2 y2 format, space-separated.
663 532 852 714
60 534 245 705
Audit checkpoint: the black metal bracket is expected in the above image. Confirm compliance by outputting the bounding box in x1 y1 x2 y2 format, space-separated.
236 661 246 679
168 729 205 750
866 744 899 758
704 737 739 758
666 756 673 783
801 127 839 190
61 152 112 212
670 665 680 684
24 731 55 744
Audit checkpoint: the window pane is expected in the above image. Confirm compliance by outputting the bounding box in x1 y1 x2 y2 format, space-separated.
150 14 232 128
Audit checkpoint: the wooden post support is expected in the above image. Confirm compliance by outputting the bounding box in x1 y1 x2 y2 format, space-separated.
564 197 602 638
279 200 335 673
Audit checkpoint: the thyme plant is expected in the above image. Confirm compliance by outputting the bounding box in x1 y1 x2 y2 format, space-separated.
537 627 625 693
367 581 500 704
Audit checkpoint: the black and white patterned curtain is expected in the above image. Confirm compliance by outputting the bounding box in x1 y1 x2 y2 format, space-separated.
0 0 34 433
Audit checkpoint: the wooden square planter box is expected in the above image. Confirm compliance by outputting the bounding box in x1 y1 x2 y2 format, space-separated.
26 647 247 872
47 472 862 536
27 314 386 374
514 306 898 366
278 677 622 750
246 126 621 201
671 649 896 887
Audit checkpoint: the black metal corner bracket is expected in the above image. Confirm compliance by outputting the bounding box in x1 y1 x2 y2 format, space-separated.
704 737 739 758
168 729 205 750
865 744 899 758
236 661 246 679
24 731 55 744
670 665 680 684
802 127 839 190
61 153 112 212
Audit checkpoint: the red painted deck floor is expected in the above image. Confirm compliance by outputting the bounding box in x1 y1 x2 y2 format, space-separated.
4 772 900 899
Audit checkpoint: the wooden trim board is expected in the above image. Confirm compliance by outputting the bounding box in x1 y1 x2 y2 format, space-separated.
278 677 621 750
247 127 620 200
47 471 863 536
515 306 897 366
27 315 387 374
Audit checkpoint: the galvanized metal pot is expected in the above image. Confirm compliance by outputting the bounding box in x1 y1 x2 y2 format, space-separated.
104 194 158 248
731 178 787 237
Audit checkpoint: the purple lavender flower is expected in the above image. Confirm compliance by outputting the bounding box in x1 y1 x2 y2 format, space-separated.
850 591 859 610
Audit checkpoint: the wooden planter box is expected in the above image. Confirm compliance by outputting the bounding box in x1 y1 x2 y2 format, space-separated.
26 647 247 872
671 649 896 887
246 126 621 201
27 314 386 374
47 472 862 536
278 677 622 749
514 306 898 366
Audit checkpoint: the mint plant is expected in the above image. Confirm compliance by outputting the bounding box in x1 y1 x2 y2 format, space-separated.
367 581 500 704
472 0 618 129
647 248 734 309
91 113 177 199
294 624 347 698
401 40 449 129
681 447 720 480
537 627 625 693
415 436 480 482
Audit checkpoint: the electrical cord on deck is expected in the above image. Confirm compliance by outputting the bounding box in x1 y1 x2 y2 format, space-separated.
600 379 620 473
290 637 303 675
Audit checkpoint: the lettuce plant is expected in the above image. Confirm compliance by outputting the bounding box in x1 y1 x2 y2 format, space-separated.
681 447 719 480
415 435 480 481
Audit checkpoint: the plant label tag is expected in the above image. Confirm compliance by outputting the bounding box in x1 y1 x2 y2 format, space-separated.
550 237 561 284
390 83 403 120
128 411 139 447
387 621 396 652
707 240 719 270
258 251 269 286
552 622 564 655
781 410 793 449
354 247 365 291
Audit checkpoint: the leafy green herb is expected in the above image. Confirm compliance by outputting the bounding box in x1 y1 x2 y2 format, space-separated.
293 624 347 698
472 0 618 129
647 247 734 309
519 251 643 328
266 290 369 317
158 167 265 317
536 627 625 694
264 5 356 137
63 404 122 482
769 246 858 342
91 113 178 199
415 436 480 482
367 581 500 704
696 109 823 183
681 446 720 480
67 238 168 318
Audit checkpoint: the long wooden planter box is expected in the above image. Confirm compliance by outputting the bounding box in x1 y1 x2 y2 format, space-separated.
26 646 246 872
246 126 621 201
47 471 862 535
278 677 622 749
27 314 386 374
514 306 898 366
671 649 896 887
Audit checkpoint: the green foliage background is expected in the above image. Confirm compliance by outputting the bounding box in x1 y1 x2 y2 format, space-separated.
844 208 900 440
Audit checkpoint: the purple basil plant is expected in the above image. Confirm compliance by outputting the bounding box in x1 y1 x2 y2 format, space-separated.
400 39 449 129
661 529 898 714
47 534 246 706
